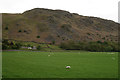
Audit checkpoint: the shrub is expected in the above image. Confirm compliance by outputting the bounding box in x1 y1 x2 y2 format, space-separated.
87 33 90 35
27 44 33 47
5 27 8 30
2 43 9 50
59 42 67 49
52 40 55 45
2 39 9 45
97 41 102 44
37 45 41 50
62 37 65 40
57 35 60 38
2 39 22 50
24 30 27 32
15 43 22 49
37 36 40 38
18 30 22 32
102 37 105 40
60 41 81 50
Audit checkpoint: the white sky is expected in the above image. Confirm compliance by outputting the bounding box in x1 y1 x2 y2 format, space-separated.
0 0 119 22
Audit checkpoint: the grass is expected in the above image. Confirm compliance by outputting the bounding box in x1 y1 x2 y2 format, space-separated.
2 51 118 78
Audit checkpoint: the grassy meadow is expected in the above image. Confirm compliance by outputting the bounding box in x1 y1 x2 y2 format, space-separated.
2 51 118 78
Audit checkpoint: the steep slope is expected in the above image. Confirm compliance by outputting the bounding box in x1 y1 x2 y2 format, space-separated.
2 8 119 44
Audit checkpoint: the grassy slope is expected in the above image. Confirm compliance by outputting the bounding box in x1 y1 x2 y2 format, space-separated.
2 8 119 44
2 51 118 78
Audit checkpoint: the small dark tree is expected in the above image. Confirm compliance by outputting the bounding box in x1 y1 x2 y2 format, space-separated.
24 30 27 32
27 44 32 47
2 43 9 50
87 33 90 35
37 36 40 38
59 42 67 49
5 27 8 30
102 37 105 40
52 40 55 45
97 41 102 44
37 45 41 50
18 30 22 32
57 35 60 38
2 39 9 45
15 43 22 49
2 40 22 50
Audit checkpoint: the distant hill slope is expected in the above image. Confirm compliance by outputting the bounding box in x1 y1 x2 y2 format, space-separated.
2 8 119 44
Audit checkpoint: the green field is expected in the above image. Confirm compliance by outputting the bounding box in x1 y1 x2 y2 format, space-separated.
2 51 118 78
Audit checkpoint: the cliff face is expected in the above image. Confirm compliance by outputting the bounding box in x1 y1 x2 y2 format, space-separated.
2 8 119 44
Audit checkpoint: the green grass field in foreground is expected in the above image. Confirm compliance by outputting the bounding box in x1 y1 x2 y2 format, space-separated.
2 51 118 78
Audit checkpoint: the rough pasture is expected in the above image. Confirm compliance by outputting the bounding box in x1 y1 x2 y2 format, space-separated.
2 51 118 78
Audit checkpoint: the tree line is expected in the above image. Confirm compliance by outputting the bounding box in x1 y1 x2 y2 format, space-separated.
2 39 41 50
59 40 119 52
2 39 22 50
2 39 119 52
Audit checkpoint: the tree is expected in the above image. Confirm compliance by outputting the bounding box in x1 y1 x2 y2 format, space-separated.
2 39 22 50
15 43 22 49
37 36 40 38
37 45 41 50
59 42 67 49
52 40 55 45
59 40 119 52
18 30 22 32
5 27 8 30
2 43 9 50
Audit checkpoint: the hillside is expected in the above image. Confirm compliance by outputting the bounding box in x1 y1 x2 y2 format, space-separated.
2 8 119 44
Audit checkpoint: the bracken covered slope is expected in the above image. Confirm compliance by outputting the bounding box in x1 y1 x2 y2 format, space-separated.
2 8 119 44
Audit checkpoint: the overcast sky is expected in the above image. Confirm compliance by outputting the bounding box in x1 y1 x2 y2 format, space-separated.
0 0 119 22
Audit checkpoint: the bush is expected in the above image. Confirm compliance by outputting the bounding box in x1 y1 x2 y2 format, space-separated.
27 44 33 47
37 45 41 50
102 37 105 40
24 30 27 32
59 42 68 49
87 33 90 35
5 27 8 30
37 36 40 38
15 43 22 49
97 41 102 44
2 39 22 50
18 30 22 32
57 35 60 38
2 43 10 50
2 39 9 45
52 40 55 45
60 41 81 50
